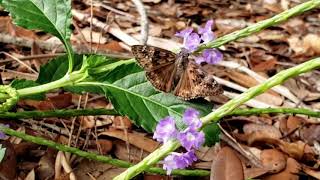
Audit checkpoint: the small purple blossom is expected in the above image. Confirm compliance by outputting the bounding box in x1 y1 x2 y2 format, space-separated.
195 49 223 65
183 150 197 165
0 124 8 139
163 151 197 175
183 108 202 129
175 20 223 65
198 20 215 43
184 33 201 52
154 109 205 174
178 128 205 151
153 116 178 143
175 28 193 39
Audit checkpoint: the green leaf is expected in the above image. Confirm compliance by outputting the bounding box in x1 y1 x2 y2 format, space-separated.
203 123 220 146
11 79 45 100
0 145 5 163
81 62 214 133
37 54 83 84
1 0 72 42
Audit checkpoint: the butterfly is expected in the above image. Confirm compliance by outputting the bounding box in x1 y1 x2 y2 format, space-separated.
131 45 223 100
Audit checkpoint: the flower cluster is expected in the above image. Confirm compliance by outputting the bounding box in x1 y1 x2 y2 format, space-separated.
153 108 205 174
175 20 223 64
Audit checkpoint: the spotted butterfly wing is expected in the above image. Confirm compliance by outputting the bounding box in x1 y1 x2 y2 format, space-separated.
174 60 223 100
131 45 223 100
131 45 177 92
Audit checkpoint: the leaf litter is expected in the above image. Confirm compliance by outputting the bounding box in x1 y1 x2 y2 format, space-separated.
0 0 319 179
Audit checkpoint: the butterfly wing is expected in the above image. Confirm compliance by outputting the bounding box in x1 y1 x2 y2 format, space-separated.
174 61 223 100
131 45 177 92
131 45 176 71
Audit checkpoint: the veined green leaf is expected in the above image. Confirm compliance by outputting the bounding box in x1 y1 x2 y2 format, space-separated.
1 0 72 42
79 62 213 133
36 54 83 84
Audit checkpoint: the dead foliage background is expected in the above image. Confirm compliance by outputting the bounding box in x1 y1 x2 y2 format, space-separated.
0 0 320 179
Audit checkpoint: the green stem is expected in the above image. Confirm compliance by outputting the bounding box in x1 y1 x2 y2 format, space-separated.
1 107 318 120
196 0 320 52
0 126 209 177
17 70 86 98
93 59 136 74
0 109 119 119
201 57 320 124
65 42 74 74
228 108 320 117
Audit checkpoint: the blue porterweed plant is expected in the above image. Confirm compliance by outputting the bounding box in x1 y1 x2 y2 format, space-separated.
153 108 204 174
0 0 318 179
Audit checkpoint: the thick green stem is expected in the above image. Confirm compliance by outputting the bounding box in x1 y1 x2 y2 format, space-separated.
1 107 318 120
0 109 119 119
17 70 86 98
228 108 320 117
196 0 320 52
0 126 209 176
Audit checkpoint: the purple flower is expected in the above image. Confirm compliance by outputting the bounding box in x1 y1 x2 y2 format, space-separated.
195 49 223 64
175 28 193 39
0 124 8 139
175 20 223 64
163 151 197 174
153 116 178 143
198 20 215 43
178 128 205 151
184 33 201 52
183 150 197 164
183 108 202 129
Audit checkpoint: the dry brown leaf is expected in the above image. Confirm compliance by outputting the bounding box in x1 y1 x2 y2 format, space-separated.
260 149 286 173
144 174 171 180
73 159 123 180
226 70 259 88
244 167 269 179
302 166 320 179
0 141 17 180
113 140 150 163
112 116 133 130
36 148 55 180
100 129 159 152
251 59 277 72
19 93 73 110
263 158 300 180
196 144 221 161
25 169 35 180
300 125 320 145
278 140 306 160
210 146 244 180
96 139 113 154
286 116 304 133
255 93 283 106
243 123 282 145
303 34 320 54
13 142 39 156
288 36 305 55
225 70 282 105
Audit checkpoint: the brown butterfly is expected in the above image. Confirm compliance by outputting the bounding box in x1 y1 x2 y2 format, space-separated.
131 45 223 100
